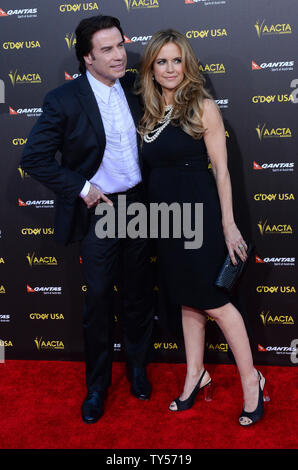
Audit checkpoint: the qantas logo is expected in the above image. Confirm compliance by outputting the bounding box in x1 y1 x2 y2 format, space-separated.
215 98 229 108
64 71 80 80
185 0 226 4
18 198 54 208
0 8 37 16
258 344 296 354
256 255 295 266
27 285 62 294
9 106 42 116
124 35 152 44
252 60 294 71
253 161 294 172
18 198 27 206
124 0 159 11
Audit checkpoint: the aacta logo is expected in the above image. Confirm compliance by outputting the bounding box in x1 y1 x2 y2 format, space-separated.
206 342 228 352
199 63 226 74
17 167 29 179
253 160 294 172
123 0 159 11
65 33 76 50
256 123 292 140
26 252 58 267
8 70 41 86
34 337 64 351
260 311 294 326
255 20 292 38
257 219 293 235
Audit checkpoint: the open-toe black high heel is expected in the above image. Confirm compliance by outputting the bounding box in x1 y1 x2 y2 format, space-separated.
239 370 269 426
169 369 212 412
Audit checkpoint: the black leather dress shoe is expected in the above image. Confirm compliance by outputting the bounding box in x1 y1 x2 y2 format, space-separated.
127 366 152 400
81 391 105 424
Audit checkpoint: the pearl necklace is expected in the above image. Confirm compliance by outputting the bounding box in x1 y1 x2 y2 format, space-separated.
144 105 173 143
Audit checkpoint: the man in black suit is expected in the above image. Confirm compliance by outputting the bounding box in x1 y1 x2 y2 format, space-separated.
21 15 153 424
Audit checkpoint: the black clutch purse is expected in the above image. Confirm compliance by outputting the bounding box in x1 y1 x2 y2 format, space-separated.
215 244 253 291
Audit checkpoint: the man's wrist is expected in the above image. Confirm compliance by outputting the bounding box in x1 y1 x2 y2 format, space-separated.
80 181 91 198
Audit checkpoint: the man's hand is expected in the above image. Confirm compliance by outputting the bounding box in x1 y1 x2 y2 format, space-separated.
83 183 113 209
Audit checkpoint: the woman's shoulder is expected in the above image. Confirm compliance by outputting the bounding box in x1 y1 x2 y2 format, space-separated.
201 98 221 123
202 97 217 111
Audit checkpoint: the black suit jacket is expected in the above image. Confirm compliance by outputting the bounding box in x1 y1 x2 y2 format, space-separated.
21 72 142 245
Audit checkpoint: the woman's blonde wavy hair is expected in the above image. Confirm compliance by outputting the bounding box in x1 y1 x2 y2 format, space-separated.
136 29 214 140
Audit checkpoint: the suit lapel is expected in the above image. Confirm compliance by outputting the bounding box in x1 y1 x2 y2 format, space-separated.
76 73 142 153
120 76 142 128
76 74 106 149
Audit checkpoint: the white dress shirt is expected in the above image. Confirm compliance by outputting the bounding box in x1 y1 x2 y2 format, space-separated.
79 70 141 197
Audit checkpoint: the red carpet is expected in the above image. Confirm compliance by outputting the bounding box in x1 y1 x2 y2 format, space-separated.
0 361 297 450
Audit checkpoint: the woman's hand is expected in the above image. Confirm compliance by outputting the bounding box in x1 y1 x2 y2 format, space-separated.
223 222 248 265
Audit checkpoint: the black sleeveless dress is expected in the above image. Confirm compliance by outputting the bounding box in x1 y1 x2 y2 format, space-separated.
141 123 230 310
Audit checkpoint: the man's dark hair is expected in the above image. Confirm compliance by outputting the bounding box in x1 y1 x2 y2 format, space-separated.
75 15 124 74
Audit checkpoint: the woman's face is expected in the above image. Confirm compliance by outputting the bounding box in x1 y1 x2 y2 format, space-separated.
152 42 185 95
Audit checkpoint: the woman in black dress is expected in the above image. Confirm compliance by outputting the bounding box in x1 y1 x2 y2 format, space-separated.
137 30 267 426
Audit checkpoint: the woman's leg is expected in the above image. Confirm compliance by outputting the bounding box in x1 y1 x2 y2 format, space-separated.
169 305 211 410
205 302 262 413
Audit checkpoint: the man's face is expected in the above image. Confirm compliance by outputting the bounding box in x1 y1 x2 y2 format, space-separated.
84 27 127 86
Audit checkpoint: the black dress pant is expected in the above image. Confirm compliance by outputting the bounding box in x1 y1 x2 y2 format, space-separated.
80 186 154 392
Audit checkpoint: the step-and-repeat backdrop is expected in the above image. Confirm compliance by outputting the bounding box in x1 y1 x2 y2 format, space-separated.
0 0 297 366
